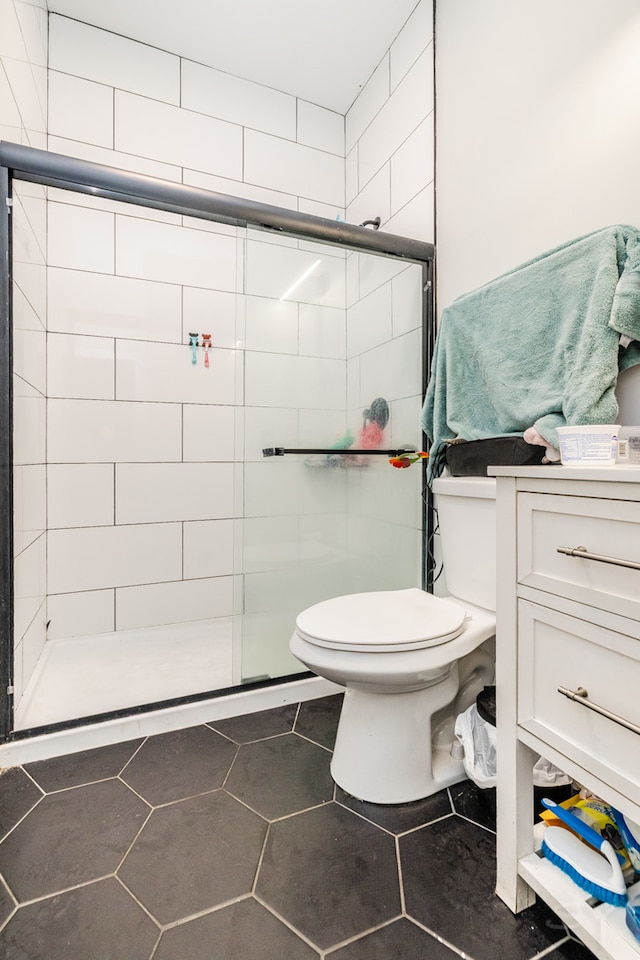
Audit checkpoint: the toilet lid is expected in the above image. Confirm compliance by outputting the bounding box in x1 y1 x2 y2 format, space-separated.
295 588 467 653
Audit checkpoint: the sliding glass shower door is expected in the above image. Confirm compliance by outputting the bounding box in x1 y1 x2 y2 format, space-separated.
238 228 425 685
7 158 428 734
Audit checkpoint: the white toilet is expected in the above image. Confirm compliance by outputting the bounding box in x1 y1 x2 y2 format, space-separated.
289 475 497 804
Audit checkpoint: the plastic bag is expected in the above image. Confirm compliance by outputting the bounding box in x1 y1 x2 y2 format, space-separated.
454 703 572 790
454 703 497 788
532 755 572 788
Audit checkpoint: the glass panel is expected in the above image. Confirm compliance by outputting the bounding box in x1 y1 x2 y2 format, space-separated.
238 229 424 684
10 189 424 730
12 181 48 726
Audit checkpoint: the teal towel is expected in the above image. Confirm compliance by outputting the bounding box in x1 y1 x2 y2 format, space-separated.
422 224 640 482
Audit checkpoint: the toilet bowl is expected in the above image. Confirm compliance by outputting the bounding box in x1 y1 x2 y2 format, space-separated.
289 475 497 805
290 587 495 803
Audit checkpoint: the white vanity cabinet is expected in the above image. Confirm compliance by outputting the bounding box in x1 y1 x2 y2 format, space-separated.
491 465 640 960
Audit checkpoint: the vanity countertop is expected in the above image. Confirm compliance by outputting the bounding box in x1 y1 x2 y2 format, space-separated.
490 463 640 482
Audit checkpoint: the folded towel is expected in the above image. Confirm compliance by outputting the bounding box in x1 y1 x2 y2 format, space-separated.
422 224 640 482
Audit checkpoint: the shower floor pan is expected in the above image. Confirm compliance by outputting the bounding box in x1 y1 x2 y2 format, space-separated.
14 618 234 730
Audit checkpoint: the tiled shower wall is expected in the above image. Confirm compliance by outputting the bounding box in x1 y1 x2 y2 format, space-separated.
3 0 434 705
1 0 48 703
344 0 434 592
43 13 352 679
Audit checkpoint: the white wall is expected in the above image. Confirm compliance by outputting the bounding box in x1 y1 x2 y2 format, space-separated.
1 0 48 703
44 12 351 652
343 0 434 589
346 0 434 244
47 14 345 216
0 0 47 148
42 8 435 669
435 0 640 423
0 0 436 702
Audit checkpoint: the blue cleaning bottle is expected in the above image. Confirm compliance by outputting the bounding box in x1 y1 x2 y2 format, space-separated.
627 892 640 943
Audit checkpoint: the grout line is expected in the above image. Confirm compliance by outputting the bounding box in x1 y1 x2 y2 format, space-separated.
220 742 241 790
112 873 162 931
395 834 406 914
322 916 402 956
528 935 574 959
251 825 270 898
155 893 256 938
407 915 474 959
111 794 153 873
253 891 323 954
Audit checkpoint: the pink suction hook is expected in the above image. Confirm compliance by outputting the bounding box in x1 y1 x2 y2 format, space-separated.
201 334 212 368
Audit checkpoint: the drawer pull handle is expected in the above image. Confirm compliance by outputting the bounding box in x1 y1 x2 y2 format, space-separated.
558 686 640 736
557 545 640 571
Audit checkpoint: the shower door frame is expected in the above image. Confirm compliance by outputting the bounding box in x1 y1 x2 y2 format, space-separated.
0 140 435 743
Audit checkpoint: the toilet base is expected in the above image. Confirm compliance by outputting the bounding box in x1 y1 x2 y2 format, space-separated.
331 667 465 804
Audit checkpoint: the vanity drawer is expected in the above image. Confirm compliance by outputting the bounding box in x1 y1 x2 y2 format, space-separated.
517 600 640 800
517 493 640 621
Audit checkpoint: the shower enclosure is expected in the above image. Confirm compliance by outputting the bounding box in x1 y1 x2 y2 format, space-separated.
0 141 434 741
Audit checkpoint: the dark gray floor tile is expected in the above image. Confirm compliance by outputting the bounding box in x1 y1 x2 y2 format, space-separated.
0 779 149 902
154 896 320 960
225 733 334 819
24 739 144 792
0 767 43 840
545 933 600 959
118 790 266 925
336 784 452 834
400 816 565 960
0 875 15 928
120 725 237 806
0 877 158 960
209 703 298 743
294 694 343 749
326 917 460 958
0 699 593 960
449 779 496 831
256 802 400 951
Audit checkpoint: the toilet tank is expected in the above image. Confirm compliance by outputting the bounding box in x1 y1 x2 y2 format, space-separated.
432 476 496 612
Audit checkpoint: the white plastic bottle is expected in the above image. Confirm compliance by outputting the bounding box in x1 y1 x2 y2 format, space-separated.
617 426 640 463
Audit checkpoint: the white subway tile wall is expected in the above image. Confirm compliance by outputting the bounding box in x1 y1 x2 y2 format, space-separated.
46 588 115 643
3 0 433 708
344 0 433 580
181 59 296 140
48 523 183 595
115 91 244 178
13 463 46 556
47 268 183 342
47 15 180 104
115 577 234 632
47 71 114 148
7 0 48 708
47 465 115 529
244 129 344 206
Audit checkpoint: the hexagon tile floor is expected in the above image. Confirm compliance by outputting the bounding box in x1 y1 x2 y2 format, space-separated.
0 693 599 960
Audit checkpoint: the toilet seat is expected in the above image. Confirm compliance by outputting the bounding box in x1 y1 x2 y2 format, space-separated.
294 587 468 653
